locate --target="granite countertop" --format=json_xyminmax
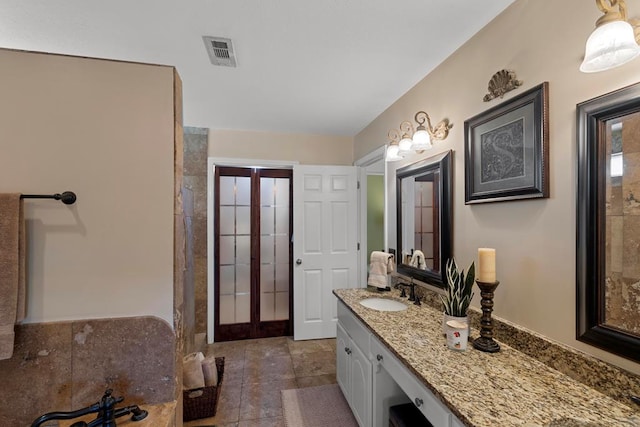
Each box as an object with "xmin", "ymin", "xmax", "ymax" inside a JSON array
[
  {"xmin": 334, "ymin": 288, "xmax": 640, "ymax": 427},
  {"xmin": 58, "ymin": 401, "xmax": 176, "ymax": 427}
]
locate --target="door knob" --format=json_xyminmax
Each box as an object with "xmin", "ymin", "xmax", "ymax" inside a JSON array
[
  {"xmin": 296, "ymin": 259, "xmax": 302, "ymax": 265},
  {"xmin": 375, "ymin": 354, "xmax": 384, "ymax": 373}
]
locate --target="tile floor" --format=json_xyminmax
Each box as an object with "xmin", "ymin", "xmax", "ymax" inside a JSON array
[{"xmin": 184, "ymin": 336, "xmax": 337, "ymax": 427}]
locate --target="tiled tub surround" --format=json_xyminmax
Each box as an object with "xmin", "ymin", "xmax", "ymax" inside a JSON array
[
  {"xmin": 183, "ymin": 126, "xmax": 208, "ymax": 337},
  {"xmin": 0, "ymin": 316, "xmax": 176, "ymax": 426},
  {"xmin": 334, "ymin": 288, "xmax": 640, "ymax": 427},
  {"xmin": 605, "ymin": 112, "xmax": 640, "ymax": 337}
]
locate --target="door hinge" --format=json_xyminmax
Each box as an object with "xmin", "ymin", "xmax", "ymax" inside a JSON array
[
  {"xmin": 357, "ymin": 243, "xmax": 360, "ymax": 250},
  {"xmin": 357, "ymin": 181, "xmax": 360, "ymax": 189}
]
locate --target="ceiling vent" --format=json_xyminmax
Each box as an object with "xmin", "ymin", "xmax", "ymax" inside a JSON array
[{"xmin": 202, "ymin": 36, "xmax": 237, "ymax": 67}]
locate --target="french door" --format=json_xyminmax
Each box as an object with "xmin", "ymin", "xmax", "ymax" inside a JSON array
[{"xmin": 214, "ymin": 166, "xmax": 293, "ymax": 341}]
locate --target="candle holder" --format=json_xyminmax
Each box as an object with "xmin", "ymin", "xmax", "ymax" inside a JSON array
[{"xmin": 473, "ymin": 280, "xmax": 500, "ymax": 353}]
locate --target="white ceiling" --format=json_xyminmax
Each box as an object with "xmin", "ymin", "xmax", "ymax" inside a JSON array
[{"xmin": 0, "ymin": 0, "xmax": 516, "ymax": 136}]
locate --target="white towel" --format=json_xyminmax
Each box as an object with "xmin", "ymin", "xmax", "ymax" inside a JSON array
[
  {"xmin": 0, "ymin": 194, "xmax": 26, "ymax": 360},
  {"xmin": 409, "ymin": 250, "xmax": 427, "ymax": 270},
  {"xmin": 201, "ymin": 356, "xmax": 219, "ymax": 386},
  {"xmin": 183, "ymin": 352, "xmax": 206, "ymax": 390},
  {"xmin": 367, "ymin": 251, "xmax": 394, "ymax": 289}
]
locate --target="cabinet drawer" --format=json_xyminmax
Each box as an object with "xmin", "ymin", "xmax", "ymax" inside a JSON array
[
  {"xmin": 371, "ymin": 336, "xmax": 450, "ymax": 427},
  {"xmin": 337, "ymin": 301, "xmax": 370, "ymax": 354}
]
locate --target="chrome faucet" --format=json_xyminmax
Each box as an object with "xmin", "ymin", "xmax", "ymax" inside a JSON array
[{"xmin": 31, "ymin": 389, "xmax": 148, "ymax": 427}]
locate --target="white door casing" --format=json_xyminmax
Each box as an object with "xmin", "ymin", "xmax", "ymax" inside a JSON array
[
  {"xmin": 355, "ymin": 145, "xmax": 387, "ymax": 287},
  {"xmin": 293, "ymin": 165, "xmax": 358, "ymax": 340}
]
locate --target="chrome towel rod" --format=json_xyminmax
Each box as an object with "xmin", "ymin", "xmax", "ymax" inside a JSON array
[{"xmin": 20, "ymin": 191, "xmax": 77, "ymax": 205}]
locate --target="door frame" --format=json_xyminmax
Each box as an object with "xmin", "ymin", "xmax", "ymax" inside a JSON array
[
  {"xmin": 354, "ymin": 146, "xmax": 388, "ymax": 287},
  {"xmin": 207, "ymin": 157, "xmax": 298, "ymax": 344}
]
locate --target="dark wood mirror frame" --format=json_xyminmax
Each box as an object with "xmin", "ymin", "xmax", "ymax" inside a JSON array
[
  {"xmin": 577, "ymin": 83, "xmax": 640, "ymax": 363},
  {"xmin": 396, "ymin": 150, "xmax": 453, "ymax": 288}
]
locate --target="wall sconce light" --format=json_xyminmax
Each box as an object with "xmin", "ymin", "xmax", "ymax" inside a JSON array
[
  {"xmin": 386, "ymin": 129, "xmax": 404, "ymax": 162},
  {"xmin": 398, "ymin": 121, "xmax": 415, "ymax": 153},
  {"xmin": 580, "ymin": 0, "xmax": 640, "ymax": 73},
  {"xmin": 386, "ymin": 111, "xmax": 452, "ymax": 162}
]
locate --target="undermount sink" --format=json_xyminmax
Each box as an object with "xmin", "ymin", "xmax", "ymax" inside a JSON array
[{"xmin": 359, "ymin": 297, "xmax": 408, "ymax": 312}]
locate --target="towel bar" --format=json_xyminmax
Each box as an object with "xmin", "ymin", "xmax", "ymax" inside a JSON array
[{"xmin": 20, "ymin": 191, "xmax": 76, "ymax": 205}]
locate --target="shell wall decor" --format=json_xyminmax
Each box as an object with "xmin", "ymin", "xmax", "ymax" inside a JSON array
[{"xmin": 483, "ymin": 69, "xmax": 523, "ymax": 102}]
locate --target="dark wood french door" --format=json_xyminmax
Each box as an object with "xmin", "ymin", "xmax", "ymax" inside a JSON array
[{"xmin": 214, "ymin": 166, "xmax": 293, "ymax": 342}]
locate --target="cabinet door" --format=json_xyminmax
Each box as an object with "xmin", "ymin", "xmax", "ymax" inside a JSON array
[
  {"xmin": 336, "ymin": 322, "xmax": 351, "ymax": 398},
  {"xmin": 349, "ymin": 339, "xmax": 372, "ymax": 427},
  {"xmin": 451, "ymin": 416, "xmax": 465, "ymax": 427}
]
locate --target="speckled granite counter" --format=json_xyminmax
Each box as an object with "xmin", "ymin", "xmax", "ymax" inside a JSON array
[{"xmin": 334, "ymin": 288, "xmax": 640, "ymax": 427}]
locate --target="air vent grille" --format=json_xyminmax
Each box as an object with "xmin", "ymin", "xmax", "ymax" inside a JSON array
[{"xmin": 203, "ymin": 36, "xmax": 237, "ymax": 67}]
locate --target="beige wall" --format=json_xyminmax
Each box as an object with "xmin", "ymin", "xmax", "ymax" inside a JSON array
[
  {"xmin": 355, "ymin": 0, "xmax": 640, "ymax": 374},
  {"xmin": 0, "ymin": 49, "xmax": 176, "ymax": 326},
  {"xmin": 209, "ymin": 129, "xmax": 354, "ymax": 165}
]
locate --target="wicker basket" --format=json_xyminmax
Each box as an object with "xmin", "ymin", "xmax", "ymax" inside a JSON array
[{"xmin": 183, "ymin": 356, "xmax": 225, "ymax": 421}]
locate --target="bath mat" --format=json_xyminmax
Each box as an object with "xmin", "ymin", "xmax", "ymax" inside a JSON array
[{"xmin": 281, "ymin": 384, "xmax": 358, "ymax": 427}]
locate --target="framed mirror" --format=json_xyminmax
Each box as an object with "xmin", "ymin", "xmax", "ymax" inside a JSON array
[
  {"xmin": 577, "ymin": 82, "xmax": 640, "ymax": 363},
  {"xmin": 396, "ymin": 150, "xmax": 452, "ymax": 288}
]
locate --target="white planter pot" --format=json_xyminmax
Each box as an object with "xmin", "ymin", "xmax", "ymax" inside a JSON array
[
  {"xmin": 445, "ymin": 319, "xmax": 470, "ymax": 351},
  {"xmin": 442, "ymin": 313, "xmax": 470, "ymax": 337}
]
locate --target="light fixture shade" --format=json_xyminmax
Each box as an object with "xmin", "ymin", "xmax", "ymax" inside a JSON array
[
  {"xmin": 580, "ymin": 20, "xmax": 640, "ymax": 73},
  {"xmin": 398, "ymin": 136, "xmax": 413, "ymax": 153},
  {"xmin": 386, "ymin": 144, "xmax": 403, "ymax": 162},
  {"xmin": 411, "ymin": 129, "xmax": 432, "ymax": 150}
]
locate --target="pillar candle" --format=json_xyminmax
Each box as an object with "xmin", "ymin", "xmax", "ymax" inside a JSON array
[{"xmin": 478, "ymin": 248, "xmax": 496, "ymax": 283}]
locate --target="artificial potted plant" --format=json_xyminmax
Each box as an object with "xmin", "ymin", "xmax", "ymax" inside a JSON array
[{"xmin": 441, "ymin": 258, "xmax": 475, "ymax": 335}]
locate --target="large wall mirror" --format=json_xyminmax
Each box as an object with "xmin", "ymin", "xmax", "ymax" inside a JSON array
[
  {"xmin": 396, "ymin": 150, "xmax": 452, "ymax": 288},
  {"xmin": 577, "ymin": 83, "xmax": 640, "ymax": 363}
]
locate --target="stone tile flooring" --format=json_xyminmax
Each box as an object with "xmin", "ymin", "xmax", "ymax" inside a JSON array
[{"xmin": 184, "ymin": 336, "xmax": 337, "ymax": 427}]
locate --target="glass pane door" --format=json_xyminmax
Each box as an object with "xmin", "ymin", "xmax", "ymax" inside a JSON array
[
  {"xmin": 214, "ymin": 167, "xmax": 292, "ymax": 342},
  {"xmin": 218, "ymin": 175, "xmax": 251, "ymax": 325},
  {"xmin": 260, "ymin": 176, "xmax": 290, "ymax": 322}
]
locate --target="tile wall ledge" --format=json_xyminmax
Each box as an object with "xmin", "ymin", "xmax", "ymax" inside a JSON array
[
  {"xmin": 184, "ymin": 126, "xmax": 209, "ymax": 135},
  {"xmin": 0, "ymin": 316, "xmax": 176, "ymax": 426}
]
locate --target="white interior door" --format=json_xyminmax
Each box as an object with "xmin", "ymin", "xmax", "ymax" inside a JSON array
[{"xmin": 293, "ymin": 165, "xmax": 358, "ymax": 340}]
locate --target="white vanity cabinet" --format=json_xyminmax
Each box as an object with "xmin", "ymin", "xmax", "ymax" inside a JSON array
[
  {"xmin": 337, "ymin": 300, "xmax": 464, "ymax": 427},
  {"xmin": 337, "ymin": 306, "xmax": 372, "ymax": 427},
  {"xmin": 370, "ymin": 335, "xmax": 452, "ymax": 427}
]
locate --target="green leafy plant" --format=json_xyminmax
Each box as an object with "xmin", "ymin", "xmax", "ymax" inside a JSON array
[{"xmin": 441, "ymin": 258, "xmax": 475, "ymax": 317}]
